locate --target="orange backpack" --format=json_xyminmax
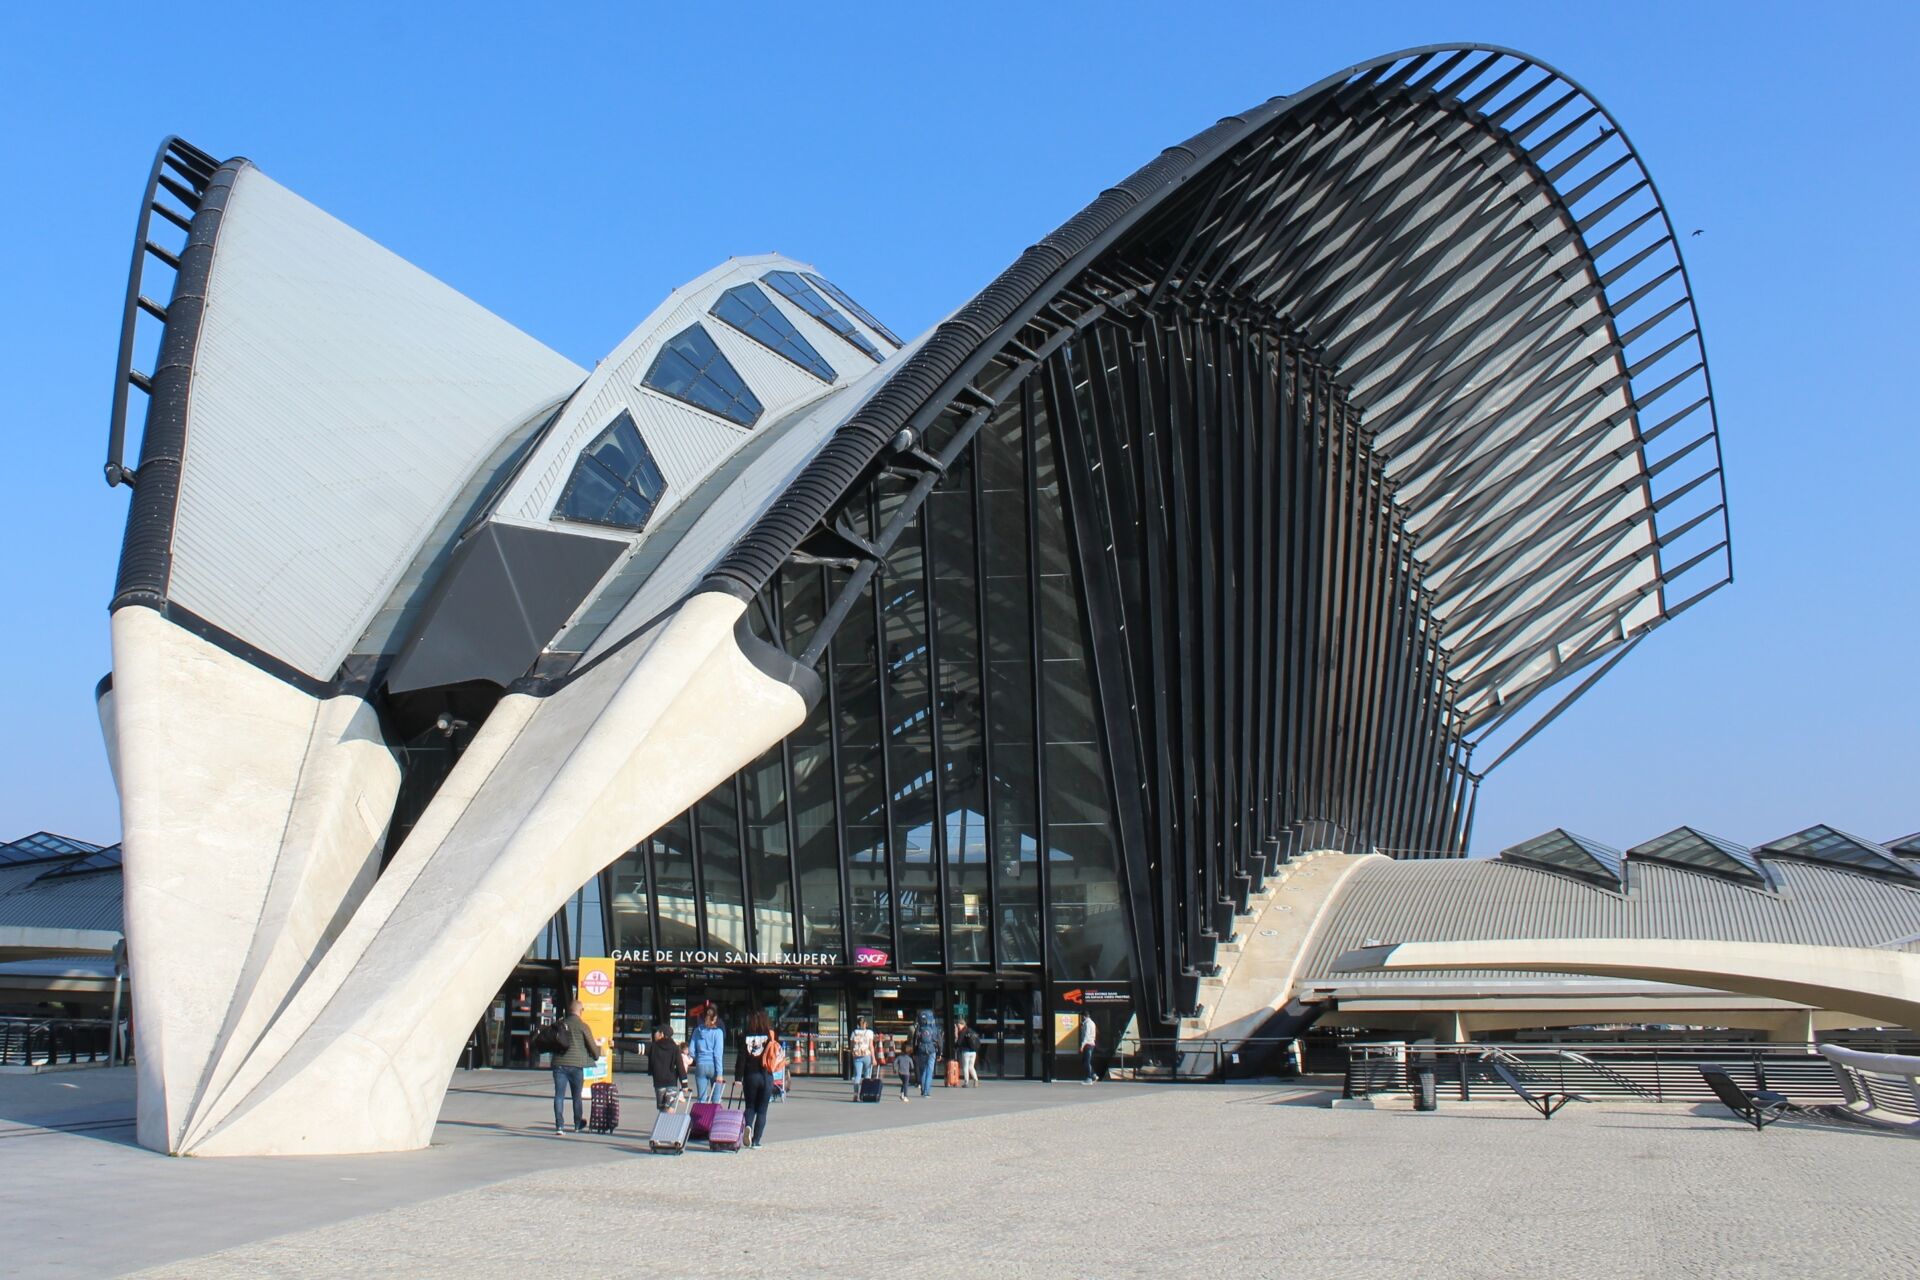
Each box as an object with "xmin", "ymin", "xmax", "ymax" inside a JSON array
[{"xmin": 762, "ymin": 1035, "xmax": 788, "ymax": 1075}]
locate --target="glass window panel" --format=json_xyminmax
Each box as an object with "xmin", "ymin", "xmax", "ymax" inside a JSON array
[
  {"xmin": 742, "ymin": 747, "xmax": 795, "ymax": 958},
  {"xmin": 928, "ymin": 452, "xmax": 990, "ymax": 964},
  {"xmin": 640, "ymin": 324, "xmax": 764, "ymax": 426},
  {"xmin": 980, "ymin": 395, "xmax": 1040, "ymax": 965},
  {"xmin": 696, "ymin": 787, "xmax": 747, "ymax": 952},
  {"xmin": 882, "ymin": 495, "xmax": 941, "ymax": 966},
  {"xmin": 801, "ymin": 271, "xmax": 903, "ymax": 347},
  {"xmin": 834, "ymin": 563, "xmax": 892, "ymax": 954},
  {"xmin": 1034, "ymin": 383, "xmax": 1132, "ymax": 982},
  {"xmin": 782, "ymin": 567, "xmax": 844, "ymax": 955},
  {"xmin": 763, "ymin": 269, "xmax": 883, "ymax": 362},
  {"xmin": 552, "ymin": 410, "xmax": 669, "ymax": 531},
  {"xmin": 710, "ymin": 283, "xmax": 837, "ymax": 380},
  {"xmin": 649, "ymin": 815, "xmax": 698, "ymax": 951},
  {"xmin": 606, "ymin": 843, "xmax": 651, "ymax": 954}
]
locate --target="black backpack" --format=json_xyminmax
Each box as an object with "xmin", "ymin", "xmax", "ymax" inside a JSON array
[{"xmin": 536, "ymin": 1020, "xmax": 572, "ymax": 1056}]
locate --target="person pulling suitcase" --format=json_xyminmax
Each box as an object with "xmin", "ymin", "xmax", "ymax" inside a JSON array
[{"xmin": 645, "ymin": 1024, "xmax": 690, "ymax": 1112}]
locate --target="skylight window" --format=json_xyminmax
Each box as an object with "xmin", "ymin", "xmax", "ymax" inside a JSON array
[
  {"xmin": 552, "ymin": 411, "xmax": 668, "ymax": 532},
  {"xmin": 763, "ymin": 270, "xmax": 883, "ymax": 361},
  {"xmin": 801, "ymin": 272, "xmax": 902, "ymax": 347},
  {"xmin": 710, "ymin": 283, "xmax": 837, "ymax": 381},
  {"xmin": 641, "ymin": 324, "xmax": 764, "ymax": 426}
]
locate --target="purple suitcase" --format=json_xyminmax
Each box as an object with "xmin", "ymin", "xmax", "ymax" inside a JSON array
[
  {"xmin": 707, "ymin": 1086, "xmax": 747, "ymax": 1151},
  {"xmin": 688, "ymin": 1101, "xmax": 720, "ymax": 1140}
]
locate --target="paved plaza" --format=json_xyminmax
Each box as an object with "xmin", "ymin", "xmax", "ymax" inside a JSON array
[{"xmin": 4, "ymin": 1067, "xmax": 1917, "ymax": 1278}]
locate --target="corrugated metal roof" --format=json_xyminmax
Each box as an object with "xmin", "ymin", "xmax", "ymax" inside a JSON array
[
  {"xmin": 0, "ymin": 863, "xmax": 124, "ymax": 935},
  {"xmin": 1298, "ymin": 856, "xmax": 1920, "ymax": 985},
  {"xmin": 166, "ymin": 165, "xmax": 585, "ymax": 680}
]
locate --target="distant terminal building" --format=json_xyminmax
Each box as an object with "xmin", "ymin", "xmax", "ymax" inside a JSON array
[{"xmin": 94, "ymin": 45, "xmax": 1765, "ymax": 1154}]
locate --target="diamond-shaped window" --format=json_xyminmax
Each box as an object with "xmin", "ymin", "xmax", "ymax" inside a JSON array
[
  {"xmin": 763, "ymin": 270, "xmax": 882, "ymax": 361},
  {"xmin": 553, "ymin": 412, "xmax": 668, "ymax": 532},
  {"xmin": 710, "ymin": 284, "xmax": 836, "ymax": 381},
  {"xmin": 640, "ymin": 325, "xmax": 764, "ymax": 426}
]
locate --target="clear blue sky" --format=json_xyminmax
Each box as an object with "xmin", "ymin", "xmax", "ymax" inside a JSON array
[{"xmin": 3, "ymin": 3, "xmax": 1914, "ymax": 855}]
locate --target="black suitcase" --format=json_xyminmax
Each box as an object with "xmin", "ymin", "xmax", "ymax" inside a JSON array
[
  {"xmin": 588, "ymin": 1079, "xmax": 620, "ymax": 1133},
  {"xmin": 856, "ymin": 1077, "xmax": 884, "ymax": 1103}
]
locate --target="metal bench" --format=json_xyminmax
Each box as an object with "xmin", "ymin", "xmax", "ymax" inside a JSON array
[
  {"xmin": 1485, "ymin": 1059, "xmax": 1583, "ymax": 1119},
  {"xmin": 1815, "ymin": 1044, "xmax": 1920, "ymax": 1133},
  {"xmin": 1698, "ymin": 1065, "xmax": 1792, "ymax": 1131}
]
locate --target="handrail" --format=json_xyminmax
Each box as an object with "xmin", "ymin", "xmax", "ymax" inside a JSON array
[
  {"xmin": 1343, "ymin": 1040, "xmax": 1920, "ymax": 1105},
  {"xmin": 105, "ymin": 136, "xmax": 221, "ymax": 489}
]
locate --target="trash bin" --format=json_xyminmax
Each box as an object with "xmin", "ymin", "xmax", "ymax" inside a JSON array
[{"xmin": 1413, "ymin": 1062, "xmax": 1439, "ymax": 1111}]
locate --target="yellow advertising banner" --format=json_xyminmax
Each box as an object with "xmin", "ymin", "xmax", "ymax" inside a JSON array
[{"xmin": 577, "ymin": 957, "xmax": 616, "ymax": 1084}]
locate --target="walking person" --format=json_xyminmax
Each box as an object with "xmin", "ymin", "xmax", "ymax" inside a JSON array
[
  {"xmin": 913, "ymin": 1009, "xmax": 941, "ymax": 1097},
  {"xmin": 736, "ymin": 1010, "xmax": 783, "ymax": 1149},
  {"xmin": 955, "ymin": 1018, "xmax": 981, "ymax": 1087},
  {"xmin": 849, "ymin": 1015, "xmax": 876, "ymax": 1096},
  {"xmin": 689, "ymin": 1006, "xmax": 726, "ymax": 1103},
  {"xmin": 1079, "ymin": 1011, "xmax": 1099, "ymax": 1084},
  {"xmin": 645, "ymin": 1024, "xmax": 689, "ymax": 1112},
  {"xmin": 894, "ymin": 1035, "xmax": 917, "ymax": 1102},
  {"xmin": 548, "ymin": 999, "xmax": 603, "ymax": 1133}
]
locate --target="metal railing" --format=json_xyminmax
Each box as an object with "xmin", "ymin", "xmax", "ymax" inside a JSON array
[
  {"xmin": 1107, "ymin": 1037, "xmax": 1308, "ymax": 1083},
  {"xmin": 0, "ymin": 1017, "xmax": 123, "ymax": 1068},
  {"xmin": 1342, "ymin": 1041, "xmax": 1920, "ymax": 1105}
]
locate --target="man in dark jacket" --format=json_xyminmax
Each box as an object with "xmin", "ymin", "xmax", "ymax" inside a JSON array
[
  {"xmin": 550, "ymin": 999, "xmax": 604, "ymax": 1134},
  {"xmin": 645, "ymin": 1025, "xmax": 690, "ymax": 1112}
]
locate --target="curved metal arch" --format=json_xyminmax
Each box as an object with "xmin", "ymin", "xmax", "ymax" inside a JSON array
[{"xmin": 703, "ymin": 44, "xmax": 1730, "ymax": 754}]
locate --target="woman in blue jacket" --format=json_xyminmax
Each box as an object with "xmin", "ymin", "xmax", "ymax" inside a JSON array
[{"xmin": 689, "ymin": 1006, "xmax": 726, "ymax": 1102}]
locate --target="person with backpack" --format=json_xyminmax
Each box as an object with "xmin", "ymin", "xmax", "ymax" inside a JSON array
[
  {"xmin": 955, "ymin": 1019, "xmax": 982, "ymax": 1087},
  {"xmin": 689, "ymin": 1006, "xmax": 726, "ymax": 1103},
  {"xmin": 893, "ymin": 1035, "xmax": 917, "ymax": 1102},
  {"xmin": 849, "ymin": 1015, "xmax": 876, "ymax": 1095},
  {"xmin": 545, "ymin": 999, "xmax": 603, "ymax": 1134},
  {"xmin": 645, "ymin": 1024, "xmax": 689, "ymax": 1112},
  {"xmin": 736, "ymin": 1010, "xmax": 783, "ymax": 1149},
  {"xmin": 912, "ymin": 1009, "xmax": 941, "ymax": 1097}
]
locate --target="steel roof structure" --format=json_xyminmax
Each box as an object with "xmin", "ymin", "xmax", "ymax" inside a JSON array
[{"xmin": 95, "ymin": 44, "xmax": 1735, "ymax": 1155}]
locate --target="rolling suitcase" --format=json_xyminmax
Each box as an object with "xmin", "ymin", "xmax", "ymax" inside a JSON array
[
  {"xmin": 588, "ymin": 1079, "xmax": 620, "ymax": 1133},
  {"xmin": 649, "ymin": 1091, "xmax": 691, "ymax": 1154},
  {"xmin": 856, "ymin": 1076, "xmax": 884, "ymax": 1103},
  {"xmin": 688, "ymin": 1100, "xmax": 720, "ymax": 1140},
  {"xmin": 707, "ymin": 1085, "xmax": 748, "ymax": 1152},
  {"xmin": 945, "ymin": 1058, "xmax": 962, "ymax": 1088}
]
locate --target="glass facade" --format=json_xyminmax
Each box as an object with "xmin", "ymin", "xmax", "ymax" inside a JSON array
[
  {"xmin": 609, "ymin": 370, "xmax": 1130, "ymax": 980},
  {"xmin": 533, "ymin": 359, "xmax": 1135, "ymax": 1076}
]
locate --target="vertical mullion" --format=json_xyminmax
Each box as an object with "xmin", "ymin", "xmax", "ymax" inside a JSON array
[{"xmin": 969, "ymin": 431, "xmax": 1000, "ymax": 973}]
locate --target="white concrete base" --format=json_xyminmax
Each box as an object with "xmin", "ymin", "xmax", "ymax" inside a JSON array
[{"xmin": 111, "ymin": 591, "xmax": 806, "ymax": 1156}]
